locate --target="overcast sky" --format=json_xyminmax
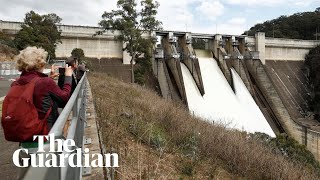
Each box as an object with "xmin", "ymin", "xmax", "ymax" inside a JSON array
[{"xmin": 0, "ymin": 0, "xmax": 319, "ymax": 35}]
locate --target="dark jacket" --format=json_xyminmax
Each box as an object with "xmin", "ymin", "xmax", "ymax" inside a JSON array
[
  {"xmin": 58, "ymin": 70, "xmax": 77, "ymax": 94},
  {"xmin": 76, "ymin": 65, "xmax": 86, "ymax": 82},
  {"xmin": 12, "ymin": 71, "xmax": 72, "ymax": 128}
]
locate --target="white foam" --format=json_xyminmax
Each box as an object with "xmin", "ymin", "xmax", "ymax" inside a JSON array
[
  {"xmin": 231, "ymin": 68, "xmax": 275, "ymax": 136},
  {"xmin": 181, "ymin": 58, "xmax": 275, "ymax": 137}
]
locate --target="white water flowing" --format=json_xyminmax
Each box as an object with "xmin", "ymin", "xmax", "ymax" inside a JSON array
[
  {"xmin": 231, "ymin": 68, "xmax": 275, "ymax": 136},
  {"xmin": 181, "ymin": 58, "xmax": 275, "ymax": 137}
]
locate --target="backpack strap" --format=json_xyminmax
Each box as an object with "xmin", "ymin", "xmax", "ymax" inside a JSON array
[
  {"xmin": 29, "ymin": 77, "xmax": 52, "ymax": 120},
  {"xmin": 42, "ymin": 107, "xmax": 52, "ymax": 121}
]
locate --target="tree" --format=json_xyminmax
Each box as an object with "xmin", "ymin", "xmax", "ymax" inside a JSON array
[
  {"xmin": 192, "ymin": 38, "xmax": 206, "ymax": 49},
  {"xmin": 13, "ymin": 11, "xmax": 62, "ymax": 60},
  {"xmin": 0, "ymin": 31, "xmax": 16, "ymax": 48},
  {"xmin": 97, "ymin": 0, "xmax": 162, "ymax": 83},
  {"xmin": 244, "ymin": 10, "xmax": 320, "ymax": 40},
  {"xmin": 71, "ymin": 48, "xmax": 85, "ymax": 62},
  {"xmin": 0, "ymin": 31, "xmax": 11, "ymax": 42}
]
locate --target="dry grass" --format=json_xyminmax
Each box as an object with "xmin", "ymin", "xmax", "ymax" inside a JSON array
[
  {"xmin": 0, "ymin": 44, "xmax": 18, "ymax": 62},
  {"xmin": 89, "ymin": 72, "xmax": 319, "ymax": 180}
]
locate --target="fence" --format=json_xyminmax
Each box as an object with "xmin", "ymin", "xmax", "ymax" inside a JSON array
[
  {"xmin": 23, "ymin": 73, "xmax": 88, "ymax": 180},
  {"xmin": 0, "ymin": 61, "xmax": 20, "ymax": 80}
]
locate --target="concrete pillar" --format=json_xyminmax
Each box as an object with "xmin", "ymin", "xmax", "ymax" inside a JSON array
[
  {"xmin": 204, "ymin": 40, "xmax": 209, "ymax": 50},
  {"xmin": 225, "ymin": 36, "xmax": 233, "ymax": 55},
  {"xmin": 162, "ymin": 33, "xmax": 171, "ymax": 58},
  {"xmin": 255, "ymin": 32, "xmax": 266, "ymax": 64},
  {"xmin": 212, "ymin": 34, "xmax": 222, "ymax": 58},
  {"xmin": 97, "ymin": 37, "xmax": 102, "ymax": 59},
  {"xmin": 238, "ymin": 37, "xmax": 246, "ymax": 55}
]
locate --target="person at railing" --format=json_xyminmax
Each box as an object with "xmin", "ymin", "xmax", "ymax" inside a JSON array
[
  {"xmin": 4, "ymin": 46, "xmax": 74, "ymax": 179},
  {"xmin": 13, "ymin": 46, "xmax": 73, "ymax": 129},
  {"xmin": 76, "ymin": 62, "xmax": 86, "ymax": 82},
  {"xmin": 58, "ymin": 57, "xmax": 79, "ymax": 94}
]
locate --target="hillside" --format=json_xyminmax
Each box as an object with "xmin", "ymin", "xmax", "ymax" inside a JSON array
[
  {"xmin": 244, "ymin": 8, "xmax": 320, "ymax": 40},
  {"xmin": 0, "ymin": 44, "xmax": 17, "ymax": 62},
  {"xmin": 89, "ymin": 73, "xmax": 320, "ymax": 179}
]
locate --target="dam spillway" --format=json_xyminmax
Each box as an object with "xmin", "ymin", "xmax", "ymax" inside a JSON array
[
  {"xmin": 181, "ymin": 51, "xmax": 275, "ymax": 137},
  {"xmin": 152, "ymin": 31, "xmax": 320, "ymax": 161}
]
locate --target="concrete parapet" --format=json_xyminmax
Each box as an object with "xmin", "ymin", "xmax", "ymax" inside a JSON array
[
  {"xmin": 2, "ymin": 21, "xmax": 319, "ymax": 64},
  {"xmin": 255, "ymin": 32, "xmax": 266, "ymax": 64}
]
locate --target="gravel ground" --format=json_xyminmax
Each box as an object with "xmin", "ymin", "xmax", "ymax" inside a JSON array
[{"xmin": 0, "ymin": 81, "xmax": 12, "ymax": 97}]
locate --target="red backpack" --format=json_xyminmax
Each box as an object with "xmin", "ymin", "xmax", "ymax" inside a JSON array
[{"xmin": 1, "ymin": 77, "xmax": 50, "ymax": 142}]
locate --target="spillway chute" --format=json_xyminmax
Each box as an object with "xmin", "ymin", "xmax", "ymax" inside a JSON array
[
  {"xmin": 181, "ymin": 57, "xmax": 243, "ymax": 126},
  {"xmin": 231, "ymin": 68, "xmax": 275, "ymax": 137},
  {"xmin": 181, "ymin": 52, "xmax": 276, "ymax": 137}
]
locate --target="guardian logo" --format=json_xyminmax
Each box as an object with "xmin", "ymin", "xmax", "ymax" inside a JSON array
[{"xmin": 12, "ymin": 134, "xmax": 119, "ymax": 168}]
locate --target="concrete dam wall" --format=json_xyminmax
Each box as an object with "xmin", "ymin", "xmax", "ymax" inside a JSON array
[
  {"xmin": 0, "ymin": 20, "xmax": 125, "ymax": 61},
  {"xmin": 1, "ymin": 20, "xmax": 318, "ymax": 64}
]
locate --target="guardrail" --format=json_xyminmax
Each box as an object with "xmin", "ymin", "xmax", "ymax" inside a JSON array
[
  {"xmin": 0, "ymin": 61, "xmax": 20, "ymax": 80},
  {"xmin": 23, "ymin": 73, "xmax": 88, "ymax": 180}
]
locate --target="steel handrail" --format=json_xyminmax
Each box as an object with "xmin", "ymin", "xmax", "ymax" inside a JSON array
[
  {"xmin": 49, "ymin": 73, "xmax": 86, "ymax": 137},
  {"xmin": 23, "ymin": 72, "xmax": 87, "ymax": 180}
]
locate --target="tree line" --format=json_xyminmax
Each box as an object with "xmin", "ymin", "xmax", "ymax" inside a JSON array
[
  {"xmin": 305, "ymin": 45, "xmax": 320, "ymax": 120},
  {"xmin": 244, "ymin": 7, "xmax": 320, "ymax": 40}
]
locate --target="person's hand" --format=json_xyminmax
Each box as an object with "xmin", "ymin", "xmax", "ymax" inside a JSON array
[
  {"xmin": 50, "ymin": 64, "xmax": 60, "ymax": 79},
  {"xmin": 65, "ymin": 64, "xmax": 73, "ymax": 77}
]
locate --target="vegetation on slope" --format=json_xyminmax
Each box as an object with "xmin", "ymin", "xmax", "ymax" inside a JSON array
[
  {"xmin": 252, "ymin": 132, "xmax": 320, "ymax": 174},
  {"xmin": 244, "ymin": 7, "xmax": 320, "ymax": 40},
  {"xmin": 305, "ymin": 45, "xmax": 320, "ymax": 120},
  {"xmin": 89, "ymin": 73, "xmax": 320, "ymax": 179},
  {"xmin": 0, "ymin": 44, "xmax": 18, "ymax": 62},
  {"xmin": 0, "ymin": 32, "xmax": 15, "ymax": 49}
]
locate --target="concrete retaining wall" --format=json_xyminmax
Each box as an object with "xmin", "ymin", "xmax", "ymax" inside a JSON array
[
  {"xmin": 246, "ymin": 33, "xmax": 320, "ymax": 63},
  {"xmin": 0, "ymin": 21, "xmax": 128, "ymax": 63},
  {"xmin": 265, "ymin": 38, "xmax": 319, "ymax": 61},
  {"xmin": 56, "ymin": 37, "xmax": 123, "ymax": 59}
]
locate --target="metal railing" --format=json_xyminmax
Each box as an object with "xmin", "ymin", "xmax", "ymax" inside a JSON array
[
  {"xmin": 0, "ymin": 61, "xmax": 20, "ymax": 80},
  {"xmin": 23, "ymin": 73, "xmax": 87, "ymax": 180}
]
